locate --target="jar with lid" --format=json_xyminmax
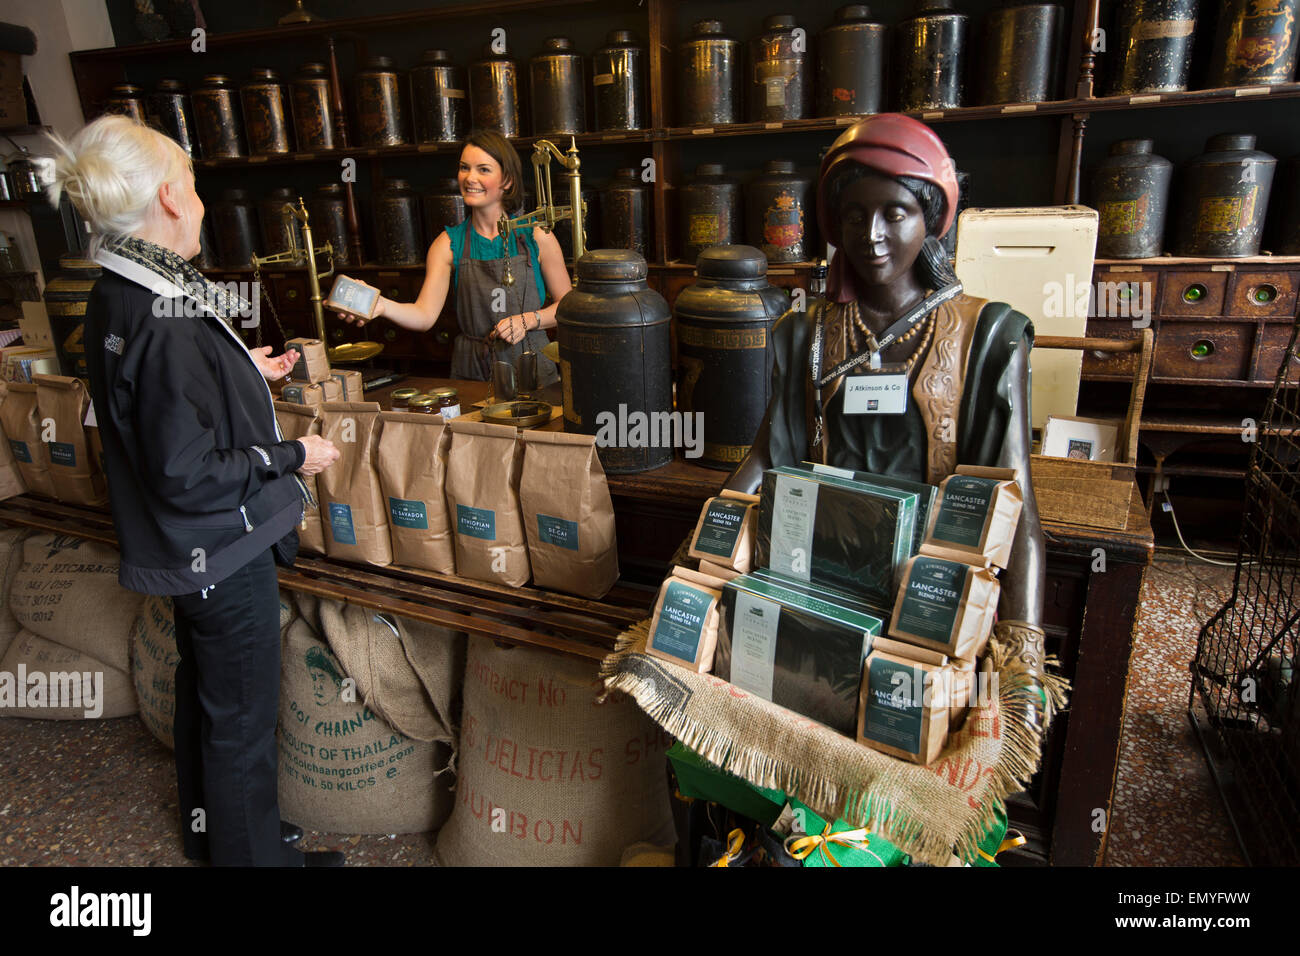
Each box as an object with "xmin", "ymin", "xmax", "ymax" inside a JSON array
[
  {"xmin": 1107, "ymin": 0, "xmax": 1199, "ymax": 95},
  {"xmin": 260, "ymin": 187, "xmax": 302, "ymax": 258},
  {"xmin": 469, "ymin": 43, "xmax": 522, "ymax": 138},
  {"xmin": 308, "ymin": 183, "xmax": 351, "ymax": 267},
  {"xmin": 409, "ymin": 394, "xmax": 439, "ymax": 414},
  {"xmin": 241, "ymin": 68, "xmax": 293, "ymax": 155},
  {"xmin": 291, "ymin": 63, "xmax": 336, "ymax": 151},
  {"xmin": 977, "ymin": 3, "xmax": 1063, "ymax": 105},
  {"xmin": 422, "ymin": 179, "xmax": 466, "ymax": 248},
  {"xmin": 894, "ymin": 0, "xmax": 968, "ymax": 110},
  {"xmin": 146, "ymin": 79, "xmax": 196, "ymax": 156},
  {"xmin": 192, "ymin": 74, "xmax": 246, "ymax": 159},
  {"xmin": 390, "ymin": 387, "xmax": 420, "ymax": 409},
  {"xmin": 43, "ymin": 255, "xmax": 102, "ymax": 379},
  {"xmin": 103, "ymin": 84, "xmax": 146, "ymax": 123},
  {"xmin": 1092, "ymin": 138, "xmax": 1173, "ymax": 259},
  {"xmin": 211, "ymin": 188, "xmax": 260, "ymax": 269},
  {"xmin": 679, "ymin": 163, "xmax": 743, "ymax": 263},
  {"xmin": 817, "ymin": 5, "xmax": 886, "ymax": 117},
  {"xmin": 678, "ymin": 19, "xmax": 743, "ymax": 126},
  {"xmin": 746, "ymin": 160, "xmax": 814, "ymax": 263},
  {"xmin": 749, "ymin": 15, "xmax": 811, "ymax": 123},
  {"xmin": 601, "ymin": 168, "xmax": 649, "ymax": 257},
  {"xmin": 531, "ymin": 37, "xmax": 585, "ymax": 136},
  {"xmin": 356, "ymin": 56, "xmax": 408, "ymax": 147},
  {"xmin": 1172, "ymin": 133, "xmax": 1276, "ymax": 258},
  {"xmin": 593, "ymin": 30, "xmax": 646, "ymax": 131},
  {"xmin": 1207, "ymin": 0, "xmax": 1298, "ymax": 88},
  {"xmin": 433, "ymin": 387, "xmax": 461, "ymax": 421},
  {"xmin": 411, "ymin": 50, "xmax": 469, "ymax": 145},
  {"xmin": 373, "ymin": 179, "xmax": 424, "ymax": 265}
]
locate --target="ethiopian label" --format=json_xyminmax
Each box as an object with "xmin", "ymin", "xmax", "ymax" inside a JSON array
[
  {"xmin": 537, "ymin": 514, "xmax": 579, "ymax": 551},
  {"xmin": 388, "ymin": 497, "xmax": 429, "ymax": 530},
  {"xmin": 328, "ymin": 502, "xmax": 357, "ymax": 546},
  {"xmin": 694, "ymin": 499, "xmax": 750, "ymax": 559},
  {"xmin": 48, "ymin": 442, "xmax": 76, "ymax": 468},
  {"xmin": 763, "ymin": 192, "xmax": 803, "ymax": 249},
  {"xmin": 9, "ymin": 439, "xmax": 30, "ymax": 463},
  {"xmin": 1099, "ymin": 195, "xmax": 1146, "ymax": 236},
  {"xmin": 729, "ymin": 589, "xmax": 780, "ymax": 700},
  {"xmin": 769, "ymin": 474, "xmax": 817, "ymax": 581},
  {"xmin": 651, "ymin": 580, "xmax": 711, "ymax": 663},
  {"xmin": 689, "ymin": 213, "xmax": 722, "ymax": 246},
  {"xmin": 932, "ymin": 476, "xmax": 995, "ymax": 547},
  {"xmin": 897, "ymin": 557, "xmax": 965, "ymax": 645},
  {"xmin": 864, "ymin": 658, "xmax": 924, "ymax": 753},
  {"xmin": 457, "ymin": 504, "xmax": 496, "ymax": 541}
]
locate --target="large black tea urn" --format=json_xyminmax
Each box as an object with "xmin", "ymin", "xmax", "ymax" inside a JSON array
[
  {"xmin": 978, "ymin": 3, "xmax": 1064, "ymax": 105},
  {"xmin": 530, "ymin": 37, "xmax": 585, "ymax": 136},
  {"xmin": 817, "ymin": 5, "xmax": 886, "ymax": 117},
  {"xmin": 1093, "ymin": 139, "xmax": 1174, "ymax": 259},
  {"xmin": 601, "ymin": 168, "xmax": 649, "ymax": 258},
  {"xmin": 1172, "ymin": 133, "xmax": 1276, "ymax": 258},
  {"xmin": 43, "ymin": 255, "xmax": 102, "ymax": 380},
  {"xmin": 470, "ymin": 43, "xmax": 523, "ymax": 139},
  {"xmin": 211, "ymin": 188, "xmax": 260, "ymax": 269},
  {"xmin": 895, "ymin": 0, "xmax": 968, "ymax": 110},
  {"xmin": 1207, "ymin": 0, "xmax": 1299, "ymax": 87},
  {"xmin": 355, "ymin": 56, "xmax": 408, "ymax": 147},
  {"xmin": 373, "ymin": 179, "xmax": 424, "ymax": 266},
  {"xmin": 147, "ymin": 79, "xmax": 196, "ymax": 157},
  {"xmin": 680, "ymin": 163, "xmax": 744, "ymax": 263},
  {"xmin": 192, "ymin": 74, "xmax": 246, "ymax": 159},
  {"xmin": 1107, "ymin": 0, "xmax": 1199, "ymax": 95},
  {"xmin": 308, "ymin": 183, "xmax": 350, "ymax": 267},
  {"xmin": 556, "ymin": 250, "xmax": 672, "ymax": 474},
  {"xmin": 291, "ymin": 63, "xmax": 335, "ymax": 151},
  {"xmin": 748, "ymin": 14, "xmax": 811, "ymax": 123},
  {"xmin": 747, "ymin": 160, "xmax": 814, "ymax": 263},
  {"xmin": 422, "ymin": 179, "xmax": 466, "ymax": 248},
  {"xmin": 679, "ymin": 20, "xmax": 743, "ymax": 126},
  {"xmin": 673, "ymin": 246, "xmax": 787, "ymax": 471},
  {"xmin": 241, "ymin": 68, "xmax": 293, "ymax": 156},
  {"xmin": 410, "ymin": 49, "xmax": 469, "ymax": 145},
  {"xmin": 593, "ymin": 30, "xmax": 646, "ymax": 131}
]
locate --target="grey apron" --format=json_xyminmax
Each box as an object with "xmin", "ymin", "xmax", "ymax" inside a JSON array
[{"xmin": 450, "ymin": 227, "xmax": 560, "ymax": 384}]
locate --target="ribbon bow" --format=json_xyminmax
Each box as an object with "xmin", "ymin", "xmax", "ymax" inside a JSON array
[
  {"xmin": 976, "ymin": 830, "xmax": 1027, "ymax": 864},
  {"xmin": 708, "ymin": 829, "xmax": 748, "ymax": 868},
  {"xmin": 785, "ymin": 823, "xmax": 882, "ymax": 868}
]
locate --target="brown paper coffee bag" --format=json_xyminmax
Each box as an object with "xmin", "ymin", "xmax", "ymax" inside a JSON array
[
  {"xmin": 274, "ymin": 401, "xmax": 326, "ymax": 555},
  {"xmin": 0, "ymin": 381, "xmax": 54, "ymax": 498},
  {"xmin": 376, "ymin": 411, "xmax": 455, "ymax": 574},
  {"xmin": 519, "ymin": 429, "xmax": 618, "ymax": 599},
  {"xmin": 318, "ymin": 401, "xmax": 392, "ymax": 566},
  {"xmin": 444, "ymin": 419, "xmax": 529, "ymax": 587},
  {"xmin": 33, "ymin": 374, "xmax": 108, "ymax": 506}
]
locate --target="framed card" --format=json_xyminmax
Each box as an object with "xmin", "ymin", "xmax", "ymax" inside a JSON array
[{"xmin": 1041, "ymin": 415, "xmax": 1120, "ymax": 463}]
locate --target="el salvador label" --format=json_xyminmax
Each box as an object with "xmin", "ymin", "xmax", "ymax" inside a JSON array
[
  {"xmin": 49, "ymin": 441, "xmax": 76, "ymax": 468},
  {"xmin": 651, "ymin": 580, "xmax": 710, "ymax": 663},
  {"xmin": 537, "ymin": 514, "xmax": 579, "ymax": 551},
  {"xmin": 456, "ymin": 504, "xmax": 496, "ymax": 541},
  {"xmin": 388, "ymin": 497, "xmax": 429, "ymax": 530},
  {"xmin": 864, "ymin": 658, "xmax": 924, "ymax": 753},
  {"xmin": 328, "ymin": 502, "xmax": 357, "ymax": 546},
  {"xmin": 898, "ymin": 557, "xmax": 964, "ymax": 644},
  {"xmin": 769, "ymin": 474, "xmax": 817, "ymax": 581},
  {"xmin": 9, "ymin": 439, "xmax": 30, "ymax": 463},
  {"xmin": 843, "ymin": 373, "xmax": 909, "ymax": 415},
  {"xmin": 933, "ymin": 476, "xmax": 995, "ymax": 546},
  {"xmin": 729, "ymin": 590, "xmax": 780, "ymax": 701},
  {"xmin": 694, "ymin": 500, "xmax": 748, "ymax": 558}
]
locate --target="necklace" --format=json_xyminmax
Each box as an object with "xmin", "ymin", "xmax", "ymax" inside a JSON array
[{"xmin": 842, "ymin": 300, "xmax": 936, "ymax": 376}]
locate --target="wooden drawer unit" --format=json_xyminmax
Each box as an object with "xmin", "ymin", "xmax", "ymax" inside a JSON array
[
  {"xmin": 1159, "ymin": 269, "xmax": 1229, "ymax": 317},
  {"xmin": 1152, "ymin": 322, "xmax": 1253, "ymax": 382},
  {"xmin": 1226, "ymin": 270, "xmax": 1298, "ymax": 319},
  {"xmin": 1081, "ymin": 319, "xmax": 1141, "ymax": 378},
  {"xmin": 1255, "ymin": 324, "xmax": 1300, "ymax": 385},
  {"xmin": 266, "ymin": 271, "xmax": 311, "ymax": 314}
]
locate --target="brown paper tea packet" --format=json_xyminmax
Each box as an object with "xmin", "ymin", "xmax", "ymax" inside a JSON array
[
  {"xmin": 445, "ymin": 419, "xmax": 530, "ymax": 587},
  {"xmin": 687, "ymin": 490, "xmax": 758, "ymax": 572},
  {"xmin": 274, "ymin": 401, "xmax": 326, "ymax": 554},
  {"xmin": 318, "ymin": 402, "xmax": 392, "ymax": 566},
  {"xmin": 376, "ymin": 410, "xmax": 455, "ymax": 574},
  {"xmin": 32, "ymin": 374, "xmax": 107, "ymax": 506},
  {"xmin": 698, "ymin": 560, "xmax": 740, "ymax": 582},
  {"xmin": 286, "ymin": 337, "xmax": 331, "ymax": 383},
  {"xmin": 325, "ymin": 275, "xmax": 382, "ymax": 322},
  {"xmin": 888, "ymin": 553, "xmax": 1000, "ymax": 662},
  {"xmin": 922, "ymin": 465, "xmax": 1024, "ymax": 569},
  {"xmin": 646, "ymin": 566, "xmax": 726, "ymax": 673},
  {"xmin": 281, "ymin": 377, "xmax": 342, "ymax": 407},
  {"xmin": 858, "ymin": 636, "xmax": 952, "ymax": 765},
  {"xmin": 519, "ymin": 430, "xmax": 618, "ymax": 599},
  {"xmin": 330, "ymin": 368, "xmax": 364, "ymax": 402},
  {"xmin": 0, "ymin": 381, "xmax": 54, "ymax": 498}
]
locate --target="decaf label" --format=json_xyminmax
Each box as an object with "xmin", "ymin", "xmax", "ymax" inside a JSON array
[
  {"xmin": 537, "ymin": 514, "xmax": 579, "ymax": 551},
  {"xmin": 48, "ymin": 442, "xmax": 76, "ymax": 468},
  {"xmin": 864, "ymin": 658, "xmax": 924, "ymax": 754},
  {"xmin": 695, "ymin": 499, "xmax": 749, "ymax": 558},
  {"xmin": 769, "ymin": 474, "xmax": 817, "ymax": 581},
  {"xmin": 651, "ymin": 580, "xmax": 710, "ymax": 663},
  {"xmin": 729, "ymin": 590, "xmax": 780, "ymax": 700},
  {"xmin": 933, "ymin": 476, "xmax": 995, "ymax": 547},
  {"xmin": 328, "ymin": 502, "xmax": 357, "ymax": 546},
  {"xmin": 898, "ymin": 557, "xmax": 965, "ymax": 645},
  {"xmin": 457, "ymin": 504, "xmax": 497, "ymax": 541},
  {"xmin": 388, "ymin": 496, "xmax": 429, "ymax": 530},
  {"xmin": 9, "ymin": 439, "xmax": 30, "ymax": 463}
]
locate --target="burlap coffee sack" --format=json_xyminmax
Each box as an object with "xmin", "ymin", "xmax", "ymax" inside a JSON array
[
  {"xmin": 273, "ymin": 401, "xmax": 326, "ymax": 555},
  {"xmin": 601, "ymin": 620, "xmax": 1068, "ymax": 866},
  {"xmin": 278, "ymin": 617, "xmax": 452, "ymax": 834},
  {"xmin": 0, "ymin": 382, "xmax": 54, "ymax": 498},
  {"xmin": 435, "ymin": 637, "xmax": 676, "ymax": 866},
  {"xmin": 0, "ymin": 629, "xmax": 137, "ymax": 719},
  {"xmin": 0, "ymin": 526, "xmax": 30, "ymax": 660},
  {"xmin": 9, "ymin": 533, "xmax": 143, "ymax": 675},
  {"xmin": 376, "ymin": 411, "xmax": 456, "ymax": 573},
  {"xmin": 131, "ymin": 594, "xmax": 178, "ymax": 748},
  {"xmin": 317, "ymin": 598, "xmax": 462, "ymax": 743},
  {"xmin": 33, "ymin": 374, "xmax": 108, "ymax": 506}
]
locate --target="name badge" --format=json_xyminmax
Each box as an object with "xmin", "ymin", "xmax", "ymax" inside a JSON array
[{"xmin": 843, "ymin": 374, "xmax": 909, "ymax": 415}]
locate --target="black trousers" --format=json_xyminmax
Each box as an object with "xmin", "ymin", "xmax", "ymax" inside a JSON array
[{"xmin": 172, "ymin": 549, "xmax": 291, "ymax": 866}]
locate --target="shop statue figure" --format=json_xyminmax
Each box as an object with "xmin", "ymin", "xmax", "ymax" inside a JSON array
[{"xmin": 725, "ymin": 113, "xmax": 1051, "ymax": 734}]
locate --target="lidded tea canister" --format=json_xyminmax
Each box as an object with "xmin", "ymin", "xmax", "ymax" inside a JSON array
[
  {"xmin": 679, "ymin": 19, "xmax": 743, "ymax": 126},
  {"xmin": 894, "ymin": 0, "xmax": 968, "ymax": 110},
  {"xmin": 410, "ymin": 49, "xmax": 469, "ymax": 145},
  {"xmin": 530, "ymin": 37, "xmax": 585, "ymax": 136},
  {"xmin": 747, "ymin": 160, "xmax": 814, "ymax": 263},
  {"xmin": 469, "ymin": 42, "xmax": 522, "ymax": 139},
  {"xmin": 1093, "ymin": 138, "xmax": 1174, "ymax": 259},
  {"xmin": 308, "ymin": 183, "xmax": 350, "ymax": 267},
  {"xmin": 673, "ymin": 245, "xmax": 787, "ymax": 471},
  {"xmin": 679, "ymin": 163, "xmax": 743, "ymax": 263},
  {"xmin": 1172, "ymin": 133, "xmax": 1276, "ymax": 258},
  {"xmin": 291, "ymin": 63, "xmax": 336, "ymax": 151},
  {"xmin": 103, "ymin": 84, "xmax": 146, "ymax": 123},
  {"xmin": 43, "ymin": 254, "xmax": 102, "ymax": 380},
  {"xmin": 601, "ymin": 168, "xmax": 650, "ymax": 257},
  {"xmin": 192, "ymin": 74, "xmax": 246, "ymax": 159},
  {"xmin": 977, "ymin": 2, "xmax": 1064, "ymax": 105},
  {"xmin": 373, "ymin": 178, "xmax": 424, "ymax": 265},
  {"xmin": 817, "ymin": 5, "xmax": 886, "ymax": 117},
  {"xmin": 356, "ymin": 56, "xmax": 408, "ymax": 147},
  {"xmin": 593, "ymin": 30, "xmax": 646, "ymax": 131},
  {"xmin": 211, "ymin": 188, "xmax": 260, "ymax": 269},
  {"xmin": 1207, "ymin": 0, "xmax": 1299, "ymax": 87},
  {"xmin": 241, "ymin": 68, "xmax": 293, "ymax": 156},
  {"xmin": 556, "ymin": 250, "xmax": 672, "ymax": 474},
  {"xmin": 1107, "ymin": 0, "xmax": 1199, "ymax": 95},
  {"xmin": 260, "ymin": 187, "xmax": 301, "ymax": 258},
  {"xmin": 146, "ymin": 79, "xmax": 196, "ymax": 157},
  {"xmin": 422, "ymin": 179, "xmax": 466, "ymax": 247},
  {"xmin": 748, "ymin": 14, "xmax": 811, "ymax": 123}
]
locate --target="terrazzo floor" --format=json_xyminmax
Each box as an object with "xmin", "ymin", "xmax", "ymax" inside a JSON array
[{"xmin": 0, "ymin": 552, "xmax": 1252, "ymax": 867}]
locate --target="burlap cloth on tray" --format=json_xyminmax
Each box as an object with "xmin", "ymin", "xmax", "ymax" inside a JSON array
[{"xmin": 601, "ymin": 619, "xmax": 1069, "ymax": 866}]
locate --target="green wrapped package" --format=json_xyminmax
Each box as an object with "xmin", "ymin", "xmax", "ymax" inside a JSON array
[
  {"xmin": 800, "ymin": 462, "xmax": 937, "ymax": 559},
  {"xmin": 782, "ymin": 797, "xmax": 908, "ymax": 868}
]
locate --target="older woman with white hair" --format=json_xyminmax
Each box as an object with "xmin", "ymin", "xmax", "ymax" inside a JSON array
[{"xmin": 48, "ymin": 115, "xmax": 343, "ymax": 866}]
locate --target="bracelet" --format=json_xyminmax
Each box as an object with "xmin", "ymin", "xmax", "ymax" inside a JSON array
[{"xmin": 532, "ymin": 311, "xmax": 541, "ymax": 330}]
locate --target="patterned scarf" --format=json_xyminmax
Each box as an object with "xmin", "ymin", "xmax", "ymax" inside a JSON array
[{"xmin": 101, "ymin": 234, "xmax": 250, "ymax": 325}]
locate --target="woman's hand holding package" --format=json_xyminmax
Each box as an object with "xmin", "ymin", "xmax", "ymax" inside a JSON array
[{"xmin": 297, "ymin": 434, "xmax": 340, "ymax": 476}]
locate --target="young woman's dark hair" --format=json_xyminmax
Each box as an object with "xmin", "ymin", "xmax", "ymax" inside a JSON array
[{"xmin": 464, "ymin": 128, "xmax": 523, "ymax": 211}]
